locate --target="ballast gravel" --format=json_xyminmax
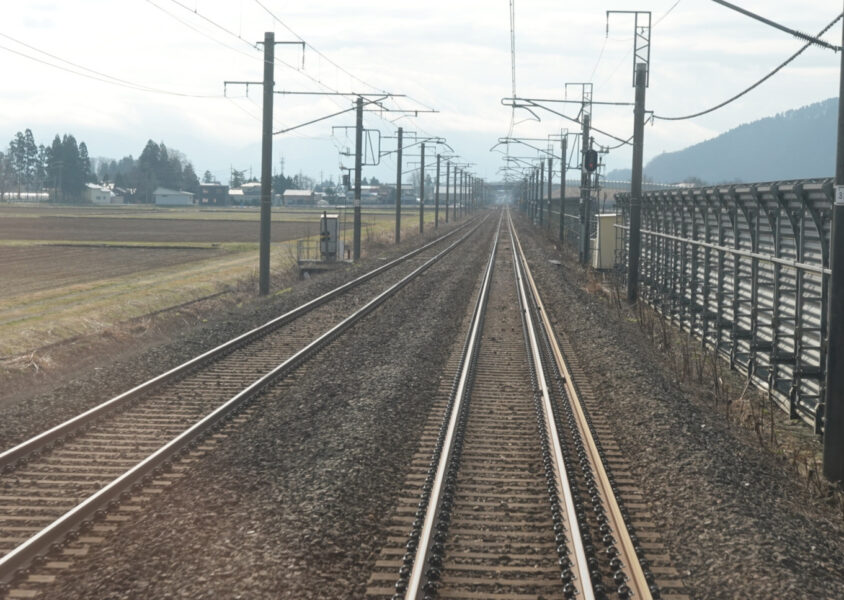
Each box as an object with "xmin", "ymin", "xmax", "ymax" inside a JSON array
[
  {"xmin": 513, "ymin": 214, "xmax": 844, "ymax": 600},
  {"xmin": 7, "ymin": 210, "xmax": 844, "ymax": 599},
  {"xmin": 24, "ymin": 218, "xmax": 493, "ymax": 600}
]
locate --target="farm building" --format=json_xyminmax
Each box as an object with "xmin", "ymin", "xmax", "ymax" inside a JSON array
[
  {"xmin": 199, "ymin": 183, "xmax": 229, "ymax": 206},
  {"xmin": 283, "ymin": 189, "xmax": 315, "ymax": 205},
  {"xmin": 84, "ymin": 183, "xmax": 116, "ymax": 205},
  {"xmin": 344, "ymin": 185, "xmax": 381, "ymax": 204},
  {"xmin": 241, "ymin": 182, "xmax": 262, "ymax": 204},
  {"xmin": 153, "ymin": 187, "xmax": 194, "ymax": 206}
]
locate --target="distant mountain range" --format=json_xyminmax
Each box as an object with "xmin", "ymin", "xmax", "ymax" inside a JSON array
[{"xmin": 605, "ymin": 97, "xmax": 838, "ymax": 185}]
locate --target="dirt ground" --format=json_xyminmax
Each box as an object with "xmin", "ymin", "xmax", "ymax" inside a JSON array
[
  {"xmin": 0, "ymin": 215, "xmax": 319, "ymax": 243},
  {"xmin": 0, "ymin": 245, "xmax": 224, "ymax": 298}
]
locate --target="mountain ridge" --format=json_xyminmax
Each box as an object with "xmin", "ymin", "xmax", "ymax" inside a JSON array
[{"xmin": 606, "ymin": 97, "xmax": 838, "ymax": 185}]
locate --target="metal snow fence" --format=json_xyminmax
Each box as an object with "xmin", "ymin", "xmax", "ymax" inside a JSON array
[{"xmin": 616, "ymin": 179, "xmax": 832, "ymax": 431}]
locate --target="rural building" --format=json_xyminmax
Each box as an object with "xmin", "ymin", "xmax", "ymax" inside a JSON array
[
  {"xmin": 199, "ymin": 183, "xmax": 230, "ymax": 206},
  {"xmin": 283, "ymin": 189, "xmax": 315, "ymax": 205},
  {"xmin": 345, "ymin": 185, "xmax": 381, "ymax": 204},
  {"xmin": 153, "ymin": 187, "xmax": 194, "ymax": 206},
  {"xmin": 241, "ymin": 182, "xmax": 262, "ymax": 204},
  {"xmin": 228, "ymin": 188, "xmax": 244, "ymax": 204},
  {"xmin": 83, "ymin": 183, "xmax": 114, "ymax": 205}
]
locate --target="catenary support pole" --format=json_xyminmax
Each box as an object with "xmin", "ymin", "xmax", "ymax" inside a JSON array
[
  {"xmin": 823, "ymin": 7, "xmax": 844, "ymax": 481},
  {"xmin": 579, "ymin": 114, "xmax": 591, "ymax": 264},
  {"xmin": 435, "ymin": 154, "xmax": 441, "ymax": 228},
  {"xmin": 258, "ymin": 31, "xmax": 274, "ymax": 296},
  {"xmin": 419, "ymin": 142, "xmax": 426, "ymax": 234},
  {"xmin": 547, "ymin": 156, "xmax": 553, "ymax": 231},
  {"xmin": 560, "ymin": 135, "xmax": 567, "ymax": 243},
  {"xmin": 353, "ymin": 96, "xmax": 363, "ymax": 261},
  {"xmin": 445, "ymin": 161, "xmax": 450, "ymax": 223},
  {"xmin": 454, "ymin": 169, "xmax": 459, "ymax": 221},
  {"xmin": 539, "ymin": 160, "xmax": 545, "ymax": 226},
  {"xmin": 395, "ymin": 127, "xmax": 403, "ymax": 244},
  {"xmin": 627, "ymin": 62, "xmax": 647, "ymax": 302},
  {"xmin": 458, "ymin": 170, "xmax": 462, "ymax": 218}
]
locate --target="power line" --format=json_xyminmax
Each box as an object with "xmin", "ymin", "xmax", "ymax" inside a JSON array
[
  {"xmin": 712, "ymin": 0, "xmax": 841, "ymax": 51},
  {"xmin": 0, "ymin": 32, "xmax": 220, "ymax": 98},
  {"xmin": 251, "ymin": 0, "xmax": 437, "ymax": 113},
  {"xmin": 654, "ymin": 0, "xmax": 682, "ymax": 27},
  {"xmin": 655, "ymin": 12, "xmax": 842, "ymax": 121},
  {"xmin": 145, "ymin": 0, "xmax": 262, "ymax": 64}
]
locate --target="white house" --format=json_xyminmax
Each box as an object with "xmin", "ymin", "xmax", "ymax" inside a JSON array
[
  {"xmin": 84, "ymin": 183, "xmax": 113, "ymax": 205},
  {"xmin": 283, "ymin": 189, "xmax": 315, "ymax": 205},
  {"xmin": 153, "ymin": 187, "xmax": 194, "ymax": 206}
]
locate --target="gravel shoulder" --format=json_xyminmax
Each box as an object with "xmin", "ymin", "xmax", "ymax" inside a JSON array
[
  {"xmin": 16, "ymin": 217, "xmax": 493, "ymax": 599},
  {"xmin": 513, "ymin": 214, "xmax": 844, "ymax": 600}
]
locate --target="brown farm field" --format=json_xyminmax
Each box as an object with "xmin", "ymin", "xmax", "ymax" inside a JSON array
[
  {"xmin": 0, "ymin": 203, "xmax": 426, "ymax": 388},
  {"xmin": 0, "ymin": 205, "xmax": 321, "ymax": 371},
  {"xmin": 1, "ymin": 245, "xmax": 223, "ymax": 298},
  {"xmin": 0, "ymin": 215, "xmax": 322, "ymax": 243}
]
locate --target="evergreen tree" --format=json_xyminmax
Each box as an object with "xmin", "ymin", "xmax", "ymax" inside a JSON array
[
  {"xmin": 46, "ymin": 135, "xmax": 62, "ymax": 200},
  {"xmin": 137, "ymin": 140, "xmax": 161, "ymax": 203},
  {"xmin": 78, "ymin": 142, "xmax": 93, "ymax": 183},
  {"xmin": 230, "ymin": 168, "xmax": 245, "ymax": 188},
  {"xmin": 182, "ymin": 163, "xmax": 200, "ymax": 195},
  {"xmin": 61, "ymin": 134, "xmax": 83, "ymax": 202}
]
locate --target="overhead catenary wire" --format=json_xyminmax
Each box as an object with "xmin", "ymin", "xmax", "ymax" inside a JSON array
[
  {"xmin": 159, "ymin": 0, "xmax": 426, "ymax": 152},
  {"xmin": 0, "ymin": 32, "xmax": 220, "ymax": 98},
  {"xmin": 251, "ymin": 0, "xmax": 437, "ymax": 114},
  {"xmin": 144, "ymin": 0, "xmax": 262, "ymax": 64},
  {"xmin": 654, "ymin": 12, "xmax": 843, "ymax": 121},
  {"xmin": 152, "ymin": 1, "xmax": 462, "ymax": 178},
  {"xmin": 712, "ymin": 0, "xmax": 841, "ymax": 52}
]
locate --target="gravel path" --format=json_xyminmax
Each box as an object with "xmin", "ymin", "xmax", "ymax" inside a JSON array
[
  {"xmin": 20, "ymin": 218, "xmax": 494, "ymax": 599},
  {"xmin": 513, "ymin": 214, "xmax": 844, "ymax": 600}
]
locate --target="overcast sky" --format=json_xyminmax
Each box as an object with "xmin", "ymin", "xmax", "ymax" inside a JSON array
[{"xmin": 1, "ymin": 1, "xmax": 841, "ymax": 184}]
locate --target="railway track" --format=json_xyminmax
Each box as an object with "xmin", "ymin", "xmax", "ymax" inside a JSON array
[
  {"xmin": 367, "ymin": 210, "xmax": 664, "ymax": 600},
  {"xmin": 0, "ymin": 217, "xmax": 485, "ymax": 593}
]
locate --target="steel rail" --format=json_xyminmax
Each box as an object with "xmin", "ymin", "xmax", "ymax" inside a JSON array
[
  {"xmin": 0, "ymin": 219, "xmax": 483, "ymax": 585},
  {"xmin": 509, "ymin": 214, "xmax": 654, "ymax": 600},
  {"xmin": 403, "ymin": 214, "xmax": 501, "ymax": 599},
  {"xmin": 507, "ymin": 211, "xmax": 594, "ymax": 600},
  {"xmin": 0, "ymin": 218, "xmax": 476, "ymax": 473}
]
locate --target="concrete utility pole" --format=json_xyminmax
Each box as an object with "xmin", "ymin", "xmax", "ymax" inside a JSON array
[
  {"xmin": 395, "ymin": 127, "xmax": 403, "ymax": 244},
  {"xmin": 445, "ymin": 161, "xmax": 450, "ymax": 223},
  {"xmin": 435, "ymin": 154, "xmax": 441, "ymax": 228},
  {"xmin": 823, "ymin": 7, "xmax": 844, "ymax": 481},
  {"xmin": 457, "ymin": 170, "xmax": 462, "ymax": 219},
  {"xmin": 353, "ymin": 96, "xmax": 363, "ymax": 261},
  {"xmin": 560, "ymin": 135, "xmax": 567, "ymax": 243},
  {"xmin": 454, "ymin": 169, "xmax": 459, "ymax": 221},
  {"xmin": 419, "ymin": 142, "xmax": 426, "ymax": 234},
  {"xmin": 547, "ymin": 156, "xmax": 553, "ymax": 231},
  {"xmin": 539, "ymin": 160, "xmax": 545, "ymax": 226},
  {"xmin": 528, "ymin": 170, "xmax": 534, "ymax": 220},
  {"xmin": 258, "ymin": 31, "xmax": 275, "ymax": 296},
  {"xmin": 579, "ymin": 114, "xmax": 592, "ymax": 264},
  {"xmin": 627, "ymin": 62, "xmax": 647, "ymax": 303}
]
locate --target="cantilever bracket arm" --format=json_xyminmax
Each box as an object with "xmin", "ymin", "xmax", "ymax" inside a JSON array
[
  {"xmin": 502, "ymin": 97, "xmax": 635, "ymax": 147},
  {"xmin": 273, "ymin": 95, "xmax": 389, "ymax": 135}
]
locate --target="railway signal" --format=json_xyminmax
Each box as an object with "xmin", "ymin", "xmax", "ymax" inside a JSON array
[{"xmin": 584, "ymin": 148, "xmax": 598, "ymax": 172}]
